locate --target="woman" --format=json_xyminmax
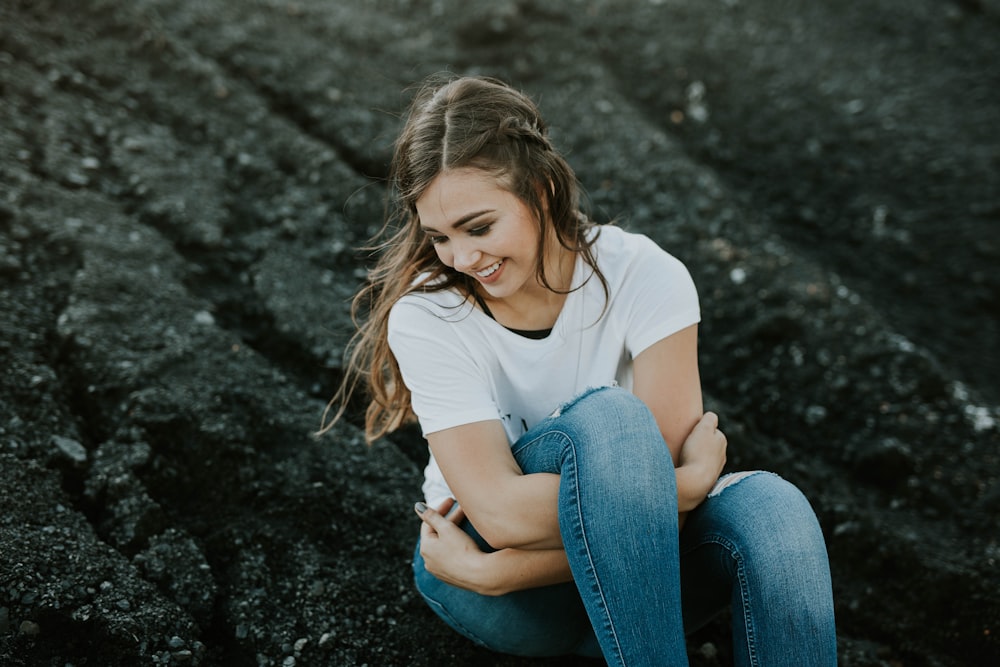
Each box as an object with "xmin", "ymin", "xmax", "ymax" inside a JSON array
[{"xmin": 324, "ymin": 74, "xmax": 837, "ymax": 665}]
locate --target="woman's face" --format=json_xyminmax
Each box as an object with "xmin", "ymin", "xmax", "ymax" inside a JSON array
[{"xmin": 416, "ymin": 168, "xmax": 545, "ymax": 302}]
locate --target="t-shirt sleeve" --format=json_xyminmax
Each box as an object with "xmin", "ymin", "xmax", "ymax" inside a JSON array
[
  {"xmin": 387, "ymin": 297, "xmax": 500, "ymax": 436},
  {"xmin": 623, "ymin": 237, "xmax": 701, "ymax": 358}
]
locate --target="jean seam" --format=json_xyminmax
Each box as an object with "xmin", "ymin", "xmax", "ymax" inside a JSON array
[
  {"xmin": 564, "ymin": 432, "xmax": 627, "ymax": 667},
  {"xmin": 512, "ymin": 427, "xmax": 628, "ymax": 667},
  {"xmin": 682, "ymin": 534, "xmax": 758, "ymax": 667}
]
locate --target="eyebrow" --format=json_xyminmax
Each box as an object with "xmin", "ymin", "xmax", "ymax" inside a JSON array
[{"xmin": 420, "ymin": 209, "xmax": 494, "ymax": 234}]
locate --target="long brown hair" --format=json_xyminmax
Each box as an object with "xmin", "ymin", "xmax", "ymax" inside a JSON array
[{"xmin": 320, "ymin": 74, "xmax": 607, "ymax": 443}]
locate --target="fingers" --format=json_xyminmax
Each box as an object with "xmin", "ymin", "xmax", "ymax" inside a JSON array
[
  {"xmin": 448, "ymin": 504, "xmax": 467, "ymax": 525},
  {"xmin": 414, "ymin": 500, "xmax": 436, "ymax": 520},
  {"xmin": 431, "ymin": 497, "xmax": 467, "ymax": 524},
  {"xmin": 414, "ymin": 500, "xmax": 456, "ymax": 537},
  {"xmin": 684, "ymin": 411, "xmax": 720, "ymax": 444},
  {"xmin": 699, "ymin": 412, "xmax": 727, "ymax": 444},
  {"xmin": 416, "ymin": 498, "xmax": 465, "ymax": 522},
  {"xmin": 434, "ymin": 497, "xmax": 456, "ymax": 515},
  {"xmin": 701, "ymin": 411, "xmax": 719, "ymax": 430},
  {"xmin": 707, "ymin": 413, "xmax": 728, "ymax": 464},
  {"xmin": 414, "ymin": 501, "xmax": 435, "ymax": 535},
  {"xmin": 681, "ymin": 412, "xmax": 727, "ymax": 469},
  {"xmin": 419, "ymin": 517, "xmax": 435, "ymax": 540}
]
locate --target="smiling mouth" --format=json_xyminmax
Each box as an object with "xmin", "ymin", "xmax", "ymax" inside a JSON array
[{"xmin": 476, "ymin": 260, "xmax": 503, "ymax": 278}]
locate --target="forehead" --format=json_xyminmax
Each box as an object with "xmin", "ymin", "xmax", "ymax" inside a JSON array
[{"xmin": 415, "ymin": 168, "xmax": 515, "ymax": 225}]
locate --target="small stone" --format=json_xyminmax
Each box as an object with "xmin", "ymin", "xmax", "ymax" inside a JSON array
[
  {"xmin": 805, "ymin": 405, "xmax": 828, "ymax": 425},
  {"xmin": 116, "ymin": 599, "xmax": 130, "ymax": 611},
  {"xmin": 282, "ymin": 657, "xmax": 296, "ymax": 667},
  {"xmin": 318, "ymin": 632, "xmax": 333, "ymax": 648},
  {"xmin": 168, "ymin": 636, "xmax": 186, "ymax": 649},
  {"xmin": 51, "ymin": 435, "xmax": 87, "ymax": 464},
  {"xmin": 19, "ymin": 620, "xmax": 41, "ymax": 636},
  {"xmin": 293, "ymin": 638, "xmax": 308, "ymax": 652},
  {"xmin": 699, "ymin": 641, "xmax": 718, "ymax": 659},
  {"xmin": 193, "ymin": 310, "xmax": 215, "ymax": 326},
  {"xmin": 844, "ymin": 99, "xmax": 865, "ymax": 114},
  {"xmin": 65, "ymin": 171, "xmax": 90, "ymax": 187}
]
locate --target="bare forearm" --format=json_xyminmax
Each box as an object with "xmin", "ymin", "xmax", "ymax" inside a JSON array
[
  {"xmin": 475, "ymin": 463, "xmax": 713, "ymax": 547},
  {"xmin": 470, "ymin": 472, "xmax": 563, "ymax": 550},
  {"xmin": 477, "ymin": 548, "xmax": 572, "ymax": 596}
]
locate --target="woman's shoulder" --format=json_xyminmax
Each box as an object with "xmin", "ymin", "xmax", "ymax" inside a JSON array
[
  {"xmin": 389, "ymin": 285, "xmax": 474, "ymax": 330},
  {"xmin": 593, "ymin": 224, "xmax": 685, "ymax": 273}
]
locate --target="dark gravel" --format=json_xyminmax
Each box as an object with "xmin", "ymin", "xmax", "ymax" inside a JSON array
[{"xmin": 1, "ymin": 1, "xmax": 998, "ymax": 665}]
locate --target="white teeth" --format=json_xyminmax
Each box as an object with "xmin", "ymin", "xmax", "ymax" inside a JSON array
[{"xmin": 476, "ymin": 260, "xmax": 502, "ymax": 277}]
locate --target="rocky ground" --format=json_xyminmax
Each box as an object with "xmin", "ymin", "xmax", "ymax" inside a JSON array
[{"xmin": 1, "ymin": 0, "xmax": 998, "ymax": 665}]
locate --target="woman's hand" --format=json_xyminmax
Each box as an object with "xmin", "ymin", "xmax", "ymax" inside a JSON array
[
  {"xmin": 416, "ymin": 498, "xmax": 496, "ymax": 595},
  {"xmin": 416, "ymin": 498, "xmax": 576, "ymax": 595},
  {"xmin": 677, "ymin": 411, "xmax": 727, "ymax": 504}
]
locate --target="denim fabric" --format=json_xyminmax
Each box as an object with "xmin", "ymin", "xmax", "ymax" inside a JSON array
[{"xmin": 413, "ymin": 386, "xmax": 836, "ymax": 666}]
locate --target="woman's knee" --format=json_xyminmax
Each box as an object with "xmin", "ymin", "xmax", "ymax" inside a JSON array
[
  {"xmin": 701, "ymin": 472, "xmax": 826, "ymax": 555},
  {"xmin": 562, "ymin": 384, "xmax": 650, "ymax": 418},
  {"xmin": 555, "ymin": 386, "xmax": 662, "ymax": 447},
  {"xmin": 746, "ymin": 473, "xmax": 819, "ymax": 526},
  {"xmin": 513, "ymin": 386, "xmax": 674, "ymax": 489}
]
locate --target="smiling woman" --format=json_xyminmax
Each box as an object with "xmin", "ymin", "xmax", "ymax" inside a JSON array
[
  {"xmin": 320, "ymin": 74, "xmax": 837, "ymax": 666},
  {"xmin": 416, "ymin": 168, "xmax": 573, "ymax": 330}
]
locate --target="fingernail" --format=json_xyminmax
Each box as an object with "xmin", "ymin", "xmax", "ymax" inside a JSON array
[{"xmin": 414, "ymin": 501, "xmax": 428, "ymax": 514}]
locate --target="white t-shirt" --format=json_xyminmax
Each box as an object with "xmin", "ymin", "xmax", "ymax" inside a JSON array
[{"xmin": 387, "ymin": 225, "xmax": 700, "ymax": 507}]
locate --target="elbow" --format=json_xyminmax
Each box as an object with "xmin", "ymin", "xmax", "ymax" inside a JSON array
[
  {"xmin": 455, "ymin": 473, "xmax": 562, "ymax": 550},
  {"xmin": 469, "ymin": 513, "xmax": 518, "ymax": 551},
  {"xmin": 462, "ymin": 505, "xmax": 529, "ymax": 550},
  {"xmin": 484, "ymin": 533, "xmax": 522, "ymax": 552}
]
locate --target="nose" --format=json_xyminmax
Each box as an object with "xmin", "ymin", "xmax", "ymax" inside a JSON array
[{"xmin": 451, "ymin": 239, "xmax": 482, "ymax": 272}]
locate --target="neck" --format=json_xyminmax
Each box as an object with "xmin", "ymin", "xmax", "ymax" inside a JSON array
[{"xmin": 482, "ymin": 244, "xmax": 576, "ymax": 330}]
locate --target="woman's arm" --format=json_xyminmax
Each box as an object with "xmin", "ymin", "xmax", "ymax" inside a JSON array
[
  {"xmin": 419, "ymin": 324, "xmax": 721, "ymax": 591},
  {"xmin": 632, "ymin": 324, "xmax": 727, "ymax": 514},
  {"xmin": 416, "ymin": 500, "xmax": 572, "ymax": 596},
  {"xmin": 427, "ymin": 420, "xmax": 562, "ymax": 550},
  {"xmin": 426, "ymin": 325, "xmax": 723, "ymax": 547}
]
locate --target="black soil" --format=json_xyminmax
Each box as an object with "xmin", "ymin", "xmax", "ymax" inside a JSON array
[{"xmin": 1, "ymin": 1, "xmax": 998, "ymax": 665}]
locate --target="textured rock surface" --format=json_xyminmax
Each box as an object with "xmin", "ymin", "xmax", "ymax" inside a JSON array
[{"xmin": 1, "ymin": 1, "xmax": 998, "ymax": 665}]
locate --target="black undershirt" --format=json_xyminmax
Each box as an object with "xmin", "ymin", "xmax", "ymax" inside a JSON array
[{"xmin": 473, "ymin": 291, "xmax": 552, "ymax": 340}]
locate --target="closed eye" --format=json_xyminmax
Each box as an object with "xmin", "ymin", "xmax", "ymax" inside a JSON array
[{"xmin": 468, "ymin": 224, "xmax": 492, "ymax": 237}]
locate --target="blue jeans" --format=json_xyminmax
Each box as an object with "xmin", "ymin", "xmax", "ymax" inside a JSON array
[{"xmin": 413, "ymin": 387, "xmax": 837, "ymax": 666}]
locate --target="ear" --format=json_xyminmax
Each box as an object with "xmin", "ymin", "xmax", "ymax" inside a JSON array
[{"xmin": 533, "ymin": 179, "xmax": 554, "ymax": 213}]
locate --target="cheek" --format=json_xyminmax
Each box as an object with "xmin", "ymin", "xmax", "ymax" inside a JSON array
[{"xmin": 433, "ymin": 244, "xmax": 453, "ymax": 267}]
